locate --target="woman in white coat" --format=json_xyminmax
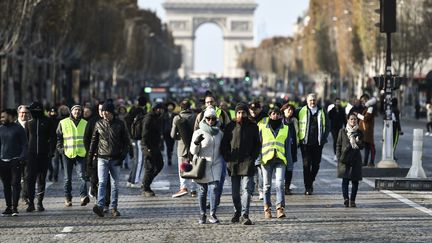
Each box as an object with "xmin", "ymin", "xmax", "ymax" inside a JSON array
[{"xmin": 190, "ymin": 106, "xmax": 223, "ymax": 224}]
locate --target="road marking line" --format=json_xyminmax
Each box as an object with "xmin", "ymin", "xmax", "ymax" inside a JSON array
[
  {"xmin": 54, "ymin": 226, "xmax": 74, "ymax": 239},
  {"xmin": 322, "ymin": 152, "xmax": 432, "ymax": 217}
]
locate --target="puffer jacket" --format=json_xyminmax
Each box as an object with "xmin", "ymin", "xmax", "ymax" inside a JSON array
[
  {"xmin": 88, "ymin": 118, "xmax": 132, "ymax": 162},
  {"xmin": 190, "ymin": 127, "xmax": 224, "ymax": 184}
]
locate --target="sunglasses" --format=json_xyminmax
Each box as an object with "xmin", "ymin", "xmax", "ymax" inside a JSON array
[{"xmin": 205, "ymin": 117, "xmax": 216, "ymax": 121}]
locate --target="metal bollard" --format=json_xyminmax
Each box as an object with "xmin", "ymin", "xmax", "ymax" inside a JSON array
[{"xmin": 406, "ymin": 129, "xmax": 426, "ymax": 178}]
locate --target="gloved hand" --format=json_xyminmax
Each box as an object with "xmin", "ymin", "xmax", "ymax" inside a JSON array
[{"xmin": 194, "ymin": 134, "xmax": 205, "ymax": 145}]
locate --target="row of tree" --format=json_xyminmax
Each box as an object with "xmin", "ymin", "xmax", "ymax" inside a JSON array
[
  {"xmin": 0, "ymin": 0, "xmax": 181, "ymax": 109},
  {"xmin": 238, "ymin": 0, "xmax": 432, "ymax": 99}
]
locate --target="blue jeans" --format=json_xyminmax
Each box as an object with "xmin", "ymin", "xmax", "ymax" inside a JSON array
[
  {"xmin": 97, "ymin": 158, "xmax": 120, "ymax": 209},
  {"xmin": 62, "ymin": 155, "xmax": 87, "ymax": 199},
  {"xmin": 215, "ymin": 159, "xmax": 226, "ymax": 205},
  {"xmin": 255, "ymin": 166, "xmax": 263, "ymax": 195},
  {"xmin": 197, "ymin": 181, "xmax": 219, "ymax": 216},
  {"xmin": 231, "ymin": 175, "xmax": 255, "ymax": 216},
  {"xmin": 261, "ymin": 159, "xmax": 286, "ymax": 208}
]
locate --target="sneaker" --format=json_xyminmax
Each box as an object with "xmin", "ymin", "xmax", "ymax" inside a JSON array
[
  {"xmin": 64, "ymin": 198, "xmax": 72, "ymax": 207},
  {"xmin": 258, "ymin": 192, "xmax": 263, "ymax": 200},
  {"xmin": 111, "ymin": 209, "xmax": 121, "ymax": 217},
  {"xmin": 231, "ymin": 211, "xmax": 241, "ymax": 223},
  {"xmin": 240, "ymin": 215, "xmax": 253, "ymax": 225},
  {"xmin": 143, "ymin": 190, "xmax": 155, "ymax": 197},
  {"xmin": 426, "ymin": 132, "xmax": 430, "ymax": 136},
  {"xmin": 127, "ymin": 182, "xmax": 142, "ymax": 188},
  {"xmin": 304, "ymin": 189, "xmax": 313, "ymax": 195},
  {"xmin": 190, "ymin": 191, "xmax": 197, "ymax": 197},
  {"xmin": 2, "ymin": 207, "xmax": 12, "ymax": 216},
  {"xmin": 208, "ymin": 214, "xmax": 220, "ymax": 224},
  {"xmin": 26, "ymin": 203, "xmax": 35, "ymax": 212},
  {"xmin": 198, "ymin": 214, "xmax": 206, "ymax": 224},
  {"xmin": 93, "ymin": 205, "xmax": 104, "ymax": 217},
  {"xmin": 12, "ymin": 208, "xmax": 19, "ymax": 216},
  {"xmin": 172, "ymin": 188, "xmax": 188, "ymax": 198},
  {"xmin": 276, "ymin": 207, "xmax": 286, "ymax": 218},
  {"xmin": 81, "ymin": 196, "xmax": 90, "ymax": 206}
]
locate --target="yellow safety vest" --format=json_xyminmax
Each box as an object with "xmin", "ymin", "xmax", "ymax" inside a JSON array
[
  {"xmin": 60, "ymin": 118, "xmax": 87, "ymax": 158},
  {"xmin": 298, "ymin": 106, "xmax": 326, "ymax": 144},
  {"xmin": 257, "ymin": 117, "xmax": 268, "ymax": 131},
  {"xmin": 261, "ymin": 124, "xmax": 288, "ymax": 165}
]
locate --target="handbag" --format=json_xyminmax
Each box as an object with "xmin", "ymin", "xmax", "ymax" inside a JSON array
[
  {"xmin": 340, "ymin": 145, "xmax": 355, "ymax": 165},
  {"xmin": 180, "ymin": 155, "xmax": 206, "ymax": 179}
]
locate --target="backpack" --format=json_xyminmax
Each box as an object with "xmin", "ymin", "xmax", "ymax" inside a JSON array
[
  {"xmin": 175, "ymin": 114, "xmax": 193, "ymax": 148},
  {"xmin": 130, "ymin": 113, "xmax": 145, "ymax": 140}
]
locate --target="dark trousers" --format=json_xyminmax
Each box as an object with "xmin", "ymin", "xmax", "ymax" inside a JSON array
[
  {"xmin": 27, "ymin": 154, "xmax": 49, "ymax": 204},
  {"xmin": 142, "ymin": 149, "xmax": 164, "ymax": 191},
  {"xmin": 363, "ymin": 142, "xmax": 375, "ymax": 165},
  {"xmin": 164, "ymin": 132, "xmax": 175, "ymax": 164},
  {"xmin": 0, "ymin": 160, "xmax": 22, "ymax": 208},
  {"xmin": 331, "ymin": 129, "xmax": 339, "ymax": 155},
  {"xmin": 300, "ymin": 144, "xmax": 323, "ymax": 190},
  {"xmin": 427, "ymin": 122, "xmax": 432, "ymax": 132},
  {"xmin": 51, "ymin": 149, "xmax": 63, "ymax": 181},
  {"xmin": 342, "ymin": 178, "xmax": 359, "ymax": 201}
]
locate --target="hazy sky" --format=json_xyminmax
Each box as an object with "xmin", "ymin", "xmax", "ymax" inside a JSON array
[{"xmin": 138, "ymin": 0, "xmax": 309, "ymax": 73}]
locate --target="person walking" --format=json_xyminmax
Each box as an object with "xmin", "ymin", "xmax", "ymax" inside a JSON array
[
  {"xmin": 259, "ymin": 107, "xmax": 292, "ymax": 219},
  {"xmin": 297, "ymin": 93, "xmax": 330, "ymax": 195},
  {"xmin": 281, "ymin": 103, "xmax": 298, "ymax": 195},
  {"xmin": 163, "ymin": 101, "xmax": 176, "ymax": 166},
  {"xmin": 125, "ymin": 96, "xmax": 147, "ymax": 188},
  {"xmin": 141, "ymin": 103, "xmax": 165, "ymax": 197},
  {"xmin": 194, "ymin": 94, "xmax": 230, "ymax": 206},
  {"xmin": 16, "ymin": 105, "xmax": 31, "ymax": 205},
  {"xmin": 249, "ymin": 100, "xmax": 268, "ymax": 200},
  {"xmin": 391, "ymin": 98, "xmax": 403, "ymax": 156},
  {"xmin": 0, "ymin": 109, "xmax": 28, "ymax": 216},
  {"xmin": 426, "ymin": 103, "xmax": 432, "ymax": 136},
  {"xmin": 327, "ymin": 98, "xmax": 346, "ymax": 160},
  {"xmin": 336, "ymin": 112, "xmax": 363, "ymax": 208},
  {"xmin": 190, "ymin": 107, "xmax": 224, "ymax": 224},
  {"xmin": 25, "ymin": 102, "xmax": 56, "ymax": 212},
  {"xmin": 356, "ymin": 94, "xmax": 376, "ymax": 167},
  {"xmin": 221, "ymin": 103, "xmax": 260, "ymax": 225},
  {"xmin": 88, "ymin": 103, "xmax": 133, "ymax": 217},
  {"xmin": 171, "ymin": 100, "xmax": 197, "ymax": 198},
  {"xmin": 56, "ymin": 104, "xmax": 90, "ymax": 207},
  {"xmin": 50, "ymin": 105, "xmax": 70, "ymax": 182}
]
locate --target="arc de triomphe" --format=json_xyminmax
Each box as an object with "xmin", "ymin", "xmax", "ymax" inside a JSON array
[{"xmin": 163, "ymin": 0, "xmax": 257, "ymax": 78}]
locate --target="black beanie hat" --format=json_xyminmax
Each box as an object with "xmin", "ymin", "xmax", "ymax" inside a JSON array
[
  {"xmin": 235, "ymin": 102, "xmax": 248, "ymax": 113},
  {"xmin": 101, "ymin": 103, "xmax": 115, "ymax": 114}
]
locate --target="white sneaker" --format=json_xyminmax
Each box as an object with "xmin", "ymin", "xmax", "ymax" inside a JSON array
[
  {"xmin": 425, "ymin": 132, "xmax": 430, "ymax": 136},
  {"xmin": 333, "ymin": 155, "xmax": 337, "ymax": 161},
  {"xmin": 258, "ymin": 192, "xmax": 263, "ymax": 200}
]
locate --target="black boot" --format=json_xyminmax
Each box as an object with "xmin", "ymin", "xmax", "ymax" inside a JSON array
[
  {"xmin": 37, "ymin": 197, "xmax": 45, "ymax": 212},
  {"xmin": 26, "ymin": 201, "xmax": 35, "ymax": 212}
]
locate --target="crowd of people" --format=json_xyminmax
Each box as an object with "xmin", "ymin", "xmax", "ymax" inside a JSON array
[{"xmin": 0, "ymin": 91, "xmax": 412, "ymax": 224}]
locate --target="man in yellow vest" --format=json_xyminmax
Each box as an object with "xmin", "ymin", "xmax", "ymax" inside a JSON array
[
  {"xmin": 56, "ymin": 104, "xmax": 90, "ymax": 207},
  {"xmin": 259, "ymin": 107, "xmax": 292, "ymax": 219},
  {"xmin": 297, "ymin": 93, "xmax": 330, "ymax": 195}
]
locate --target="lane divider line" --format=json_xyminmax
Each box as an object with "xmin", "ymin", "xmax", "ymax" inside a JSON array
[
  {"xmin": 54, "ymin": 226, "xmax": 74, "ymax": 239},
  {"xmin": 322, "ymin": 153, "xmax": 432, "ymax": 217}
]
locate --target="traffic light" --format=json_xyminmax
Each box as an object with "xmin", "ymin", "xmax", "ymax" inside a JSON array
[
  {"xmin": 244, "ymin": 71, "xmax": 251, "ymax": 82},
  {"xmin": 374, "ymin": 75, "xmax": 385, "ymax": 90},
  {"xmin": 374, "ymin": 75, "xmax": 403, "ymax": 90},
  {"xmin": 378, "ymin": 0, "xmax": 396, "ymax": 33}
]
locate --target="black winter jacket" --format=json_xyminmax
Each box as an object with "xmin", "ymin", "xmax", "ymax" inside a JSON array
[
  {"xmin": 141, "ymin": 112, "xmax": 163, "ymax": 151},
  {"xmin": 221, "ymin": 119, "xmax": 261, "ymax": 176},
  {"xmin": 26, "ymin": 114, "xmax": 56, "ymax": 156},
  {"xmin": 88, "ymin": 118, "xmax": 132, "ymax": 163}
]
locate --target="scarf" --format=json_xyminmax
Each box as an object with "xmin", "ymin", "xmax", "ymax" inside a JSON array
[
  {"xmin": 199, "ymin": 120, "xmax": 219, "ymax": 136},
  {"xmin": 346, "ymin": 125, "xmax": 359, "ymax": 149}
]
